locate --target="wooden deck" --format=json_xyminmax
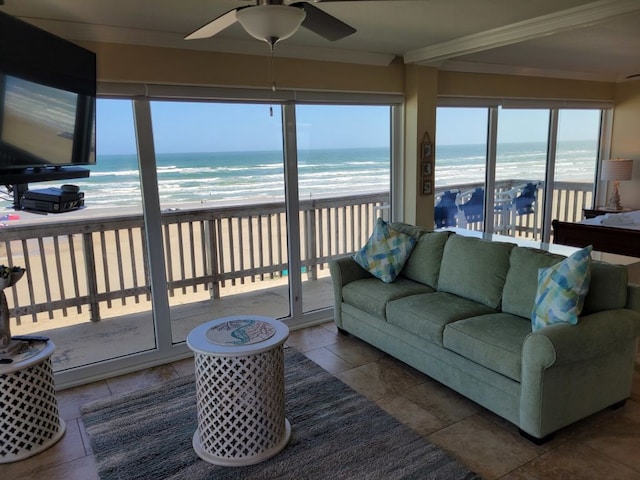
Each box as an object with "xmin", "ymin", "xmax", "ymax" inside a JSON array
[{"xmin": 12, "ymin": 275, "xmax": 334, "ymax": 372}]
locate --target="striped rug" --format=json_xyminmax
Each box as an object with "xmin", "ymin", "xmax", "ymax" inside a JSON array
[{"xmin": 81, "ymin": 348, "xmax": 482, "ymax": 480}]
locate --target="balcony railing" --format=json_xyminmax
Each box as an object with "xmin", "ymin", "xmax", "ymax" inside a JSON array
[
  {"xmin": 2, "ymin": 192, "xmax": 387, "ymax": 325},
  {"xmin": 2, "ymin": 181, "xmax": 592, "ymax": 326},
  {"xmin": 435, "ymin": 180, "xmax": 593, "ymax": 238}
]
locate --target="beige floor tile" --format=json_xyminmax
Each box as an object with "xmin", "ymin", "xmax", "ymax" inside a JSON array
[
  {"xmin": 105, "ymin": 363, "xmax": 180, "ymax": 396},
  {"xmin": 428, "ymin": 415, "xmax": 541, "ymax": 480},
  {"xmin": 303, "ymin": 347, "xmax": 353, "ymax": 374},
  {"xmin": 497, "ymin": 468, "xmax": 542, "ymax": 480},
  {"xmin": 336, "ymin": 357, "xmax": 425, "ymax": 401},
  {"xmin": 522, "ymin": 441, "xmax": 639, "ymax": 479},
  {"xmin": 376, "ymin": 394, "xmax": 447, "ymax": 436},
  {"xmin": 402, "ymin": 380, "xmax": 481, "ymax": 424},
  {"xmin": 577, "ymin": 400, "xmax": 640, "ymax": 472},
  {"xmin": 56, "ymin": 380, "xmax": 111, "ymax": 421},
  {"xmin": 286, "ymin": 324, "xmax": 343, "ymax": 352},
  {"xmin": 320, "ymin": 321, "xmax": 339, "ymax": 335},
  {"xmin": 2, "ymin": 418, "xmax": 86, "ymax": 478},
  {"xmin": 17, "ymin": 455, "xmax": 100, "ymax": 480},
  {"xmin": 170, "ymin": 356, "xmax": 195, "ymax": 377},
  {"xmin": 325, "ymin": 335, "xmax": 385, "ymax": 366}
]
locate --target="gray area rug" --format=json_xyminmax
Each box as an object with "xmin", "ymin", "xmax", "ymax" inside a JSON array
[{"xmin": 81, "ymin": 348, "xmax": 482, "ymax": 480}]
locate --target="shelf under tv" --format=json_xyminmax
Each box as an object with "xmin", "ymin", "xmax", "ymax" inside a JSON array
[
  {"xmin": 1, "ymin": 166, "xmax": 90, "ymax": 210},
  {"xmin": 1, "ymin": 166, "xmax": 90, "ymax": 185}
]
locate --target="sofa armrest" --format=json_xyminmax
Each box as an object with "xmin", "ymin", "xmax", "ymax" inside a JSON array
[
  {"xmin": 520, "ymin": 309, "xmax": 640, "ymax": 438},
  {"xmin": 328, "ymin": 256, "xmax": 371, "ymax": 328},
  {"xmin": 523, "ymin": 309, "xmax": 640, "ymax": 368},
  {"xmin": 626, "ymin": 284, "xmax": 640, "ymax": 313}
]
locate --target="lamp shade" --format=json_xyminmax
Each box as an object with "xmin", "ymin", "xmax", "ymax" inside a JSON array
[
  {"xmin": 237, "ymin": 5, "xmax": 306, "ymax": 48},
  {"xmin": 601, "ymin": 159, "xmax": 633, "ymax": 181}
]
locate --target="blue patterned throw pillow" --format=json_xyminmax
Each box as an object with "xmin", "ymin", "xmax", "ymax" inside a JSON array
[
  {"xmin": 531, "ymin": 245, "xmax": 592, "ymax": 331},
  {"xmin": 353, "ymin": 218, "xmax": 416, "ymax": 283}
]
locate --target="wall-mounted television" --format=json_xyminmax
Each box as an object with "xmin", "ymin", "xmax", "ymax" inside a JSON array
[{"xmin": 0, "ymin": 11, "xmax": 96, "ymax": 178}]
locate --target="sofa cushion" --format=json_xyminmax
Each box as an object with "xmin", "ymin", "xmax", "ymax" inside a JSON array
[
  {"xmin": 400, "ymin": 231, "xmax": 452, "ymax": 289},
  {"xmin": 443, "ymin": 313, "xmax": 532, "ymax": 382},
  {"xmin": 583, "ymin": 261, "xmax": 628, "ymax": 314},
  {"xmin": 389, "ymin": 222, "xmax": 429, "ymax": 239},
  {"xmin": 438, "ymin": 235, "xmax": 515, "ymax": 309},
  {"xmin": 531, "ymin": 245, "xmax": 592, "ymax": 331},
  {"xmin": 353, "ymin": 218, "xmax": 416, "ymax": 283},
  {"xmin": 502, "ymin": 247, "xmax": 565, "ymax": 318},
  {"xmin": 342, "ymin": 277, "xmax": 433, "ymax": 320},
  {"xmin": 386, "ymin": 292, "xmax": 497, "ymax": 345}
]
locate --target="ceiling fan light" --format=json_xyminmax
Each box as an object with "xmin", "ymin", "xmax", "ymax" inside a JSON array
[{"xmin": 236, "ymin": 5, "xmax": 306, "ymax": 47}]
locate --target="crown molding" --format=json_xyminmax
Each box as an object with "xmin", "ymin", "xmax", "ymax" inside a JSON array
[
  {"xmin": 403, "ymin": 0, "xmax": 640, "ymax": 65},
  {"xmin": 439, "ymin": 60, "xmax": 617, "ymax": 83}
]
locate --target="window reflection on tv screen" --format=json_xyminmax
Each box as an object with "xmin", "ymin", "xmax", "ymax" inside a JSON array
[{"xmin": 2, "ymin": 75, "xmax": 77, "ymax": 166}]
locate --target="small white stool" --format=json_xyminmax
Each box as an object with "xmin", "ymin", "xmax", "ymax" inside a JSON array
[
  {"xmin": 0, "ymin": 341, "xmax": 66, "ymax": 463},
  {"xmin": 187, "ymin": 315, "xmax": 290, "ymax": 466}
]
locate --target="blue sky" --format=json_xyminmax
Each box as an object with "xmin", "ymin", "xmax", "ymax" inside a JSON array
[
  {"xmin": 97, "ymin": 100, "xmax": 601, "ymax": 156},
  {"xmin": 436, "ymin": 107, "xmax": 601, "ymax": 145},
  {"xmin": 96, "ymin": 100, "xmax": 391, "ymax": 155}
]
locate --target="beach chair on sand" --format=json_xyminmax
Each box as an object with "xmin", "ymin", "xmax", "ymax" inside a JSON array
[
  {"xmin": 457, "ymin": 187, "xmax": 484, "ymax": 228},
  {"xmin": 434, "ymin": 190, "xmax": 460, "ymax": 228}
]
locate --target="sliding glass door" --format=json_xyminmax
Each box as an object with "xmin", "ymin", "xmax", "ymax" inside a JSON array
[
  {"xmin": 434, "ymin": 107, "xmax": 488, "ymax": 230},
  {"xmin": 148, "ymin": 101, "xmax": 291, "ymax": 343},
  {"xmin": 435, "ymin": 103, "xmax": 605, "ymax": 242},
  {"xmin": 495, "ymin": 108, "xmax": 549, "ymax": 238},
  {"xmin": 294, "ymin": 104, "xmax": 392, "ymax": 315}
]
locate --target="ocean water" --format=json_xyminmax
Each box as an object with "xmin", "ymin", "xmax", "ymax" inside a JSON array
[{"xmin": 1, "ymin": 141, "xmax": 597, "ymax": 210}]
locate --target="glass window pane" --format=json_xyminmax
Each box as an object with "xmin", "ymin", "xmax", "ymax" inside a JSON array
[
  {"xmin": 7, "ymin": 99, "xmax": 156, "ymax": 371},
  {"xmin": 435, "ymin": 107, "xmax": 488, "ymax": 231},
  {"xmin": 553, "ymin": 109, "xmax": 599, "ymax": 223},
  {"xmin": 295, "ymin": 105, "xmax": 391, "ymax": 314},
  {"xmin": 148, "ymin": 101, "xmax": 290, "ymax": 343},
  {"xmin": 495, "ymin": 109, "xmax": 549, "ymax": 239}
]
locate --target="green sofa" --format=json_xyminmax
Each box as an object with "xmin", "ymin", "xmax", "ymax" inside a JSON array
[{"xmin": 329, "ymin": 223, "xmax": 640, "ymax": 442}]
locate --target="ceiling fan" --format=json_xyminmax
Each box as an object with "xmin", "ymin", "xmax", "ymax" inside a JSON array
[{"xmin": 185, "ymin": 0, "xmax": 357, "ymax": 49}]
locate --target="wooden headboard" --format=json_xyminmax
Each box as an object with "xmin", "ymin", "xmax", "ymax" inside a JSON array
[{"xmin": 552, "ymin": 220, "xmax": 640, "ymax": 258}]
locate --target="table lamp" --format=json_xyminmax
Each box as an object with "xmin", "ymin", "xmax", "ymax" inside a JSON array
[{"xmin": 601, "ymin": 159, "xmax": 633, "ymax": 210}]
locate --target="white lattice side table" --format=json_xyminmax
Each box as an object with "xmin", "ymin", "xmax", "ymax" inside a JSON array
[
  {"xmin": 0, "ymin": 341, "xmax": 66, "ymax": 463},
  {"xmin": 186, "ymin": 315, "xmax": 290, "ymax": 467}
]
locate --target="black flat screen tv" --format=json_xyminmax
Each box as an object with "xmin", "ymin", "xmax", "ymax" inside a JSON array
[{"xmin": 0, "ymin": 11, "xmax": 96, "ymax": 176}]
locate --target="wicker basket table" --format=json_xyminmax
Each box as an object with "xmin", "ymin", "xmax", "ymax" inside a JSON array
[
  {"xmin": 0, "ymin": 341, "xmax": 66, "ymax": 463},
  {"xmin": 186, "ymin": 315, "xmax": 290, "ymax": 466}
]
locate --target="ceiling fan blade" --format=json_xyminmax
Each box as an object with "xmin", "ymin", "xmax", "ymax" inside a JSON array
[
  {"xmin": 292, "ymin": 2, "xmax": 356, "ymax": 41},
  {"xmin": 185, "ymin": 8, "xmax": 244, "ymax": 40}
]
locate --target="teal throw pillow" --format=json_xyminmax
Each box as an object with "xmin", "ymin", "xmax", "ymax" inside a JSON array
[
  {"xmin": 353, "ymin": 218, "xmax": 416, "ymax": 283},
  {"xmin": 531, "ymin": 245, "xmax": 592, "ymax": 331}
]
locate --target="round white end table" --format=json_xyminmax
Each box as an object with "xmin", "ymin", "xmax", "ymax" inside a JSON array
[
  {"xmin": 186, "ymin": 315, "xmax": 290, "ymax": 467},
  {"xmin": 0, "ymin": 340, "xmax": 66, "ymax": 463}
]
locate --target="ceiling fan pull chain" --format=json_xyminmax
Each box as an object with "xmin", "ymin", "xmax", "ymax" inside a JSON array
[{"xmin": 269, "ymin": 47, "xmax": 276, "ymax": 117}]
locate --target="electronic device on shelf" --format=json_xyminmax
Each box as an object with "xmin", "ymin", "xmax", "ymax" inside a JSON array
[{"xmin": 21, "ymin": 186, "xmax": 84, "ymax": 213}]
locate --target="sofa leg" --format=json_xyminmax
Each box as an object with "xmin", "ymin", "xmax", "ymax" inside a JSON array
[
  {"xmin": 518, "ymin": 429, "xmax": 553, "ymax": 445},
  {"xmin": 337, "ymin": 327, "xmax": 350, "ymax": 336},
  {"xmin": 610, "ymin": 399, "xmax": 626, "ymax": 410}
]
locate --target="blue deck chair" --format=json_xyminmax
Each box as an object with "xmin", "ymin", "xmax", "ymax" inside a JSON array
[
  {"xmin": 459, "ymin": 187, "xmax": 484, "ymax": 224},
  {"xmin": 513, "ymin": 182, "xmax": 537, "ymax": 215},
  {"xmin": 434, "ymin": 189, "xmax": 459, "ymax": 227}
]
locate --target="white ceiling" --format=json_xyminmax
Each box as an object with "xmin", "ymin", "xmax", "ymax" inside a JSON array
[{"xmin": 1, "ymin": 0, "xmax": 639, "ymax": 82}]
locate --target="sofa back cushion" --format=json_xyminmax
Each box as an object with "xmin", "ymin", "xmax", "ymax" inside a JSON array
[
  {"xmin": 438, "ymin": 235, "xmax": 514, "ymax": 309},
  {"xmin": 389, "ymin": 222, "xmax": 430, "ymax": 239},
  {"xmin": 583, "ymin": 261, "xmax": 628, "ymax": 313},
  {"xmin": 400, "ymin": 231, "xmax": 452, "ymax": 288},
  {"xmin": 502, "ymin": 247, "xmax": 565, "ymax": 318}
]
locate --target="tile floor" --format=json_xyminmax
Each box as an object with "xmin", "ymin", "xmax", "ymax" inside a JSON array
[{"xmin": 4, "ymin": 322, "xmax": 640, "ymax": 479}]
